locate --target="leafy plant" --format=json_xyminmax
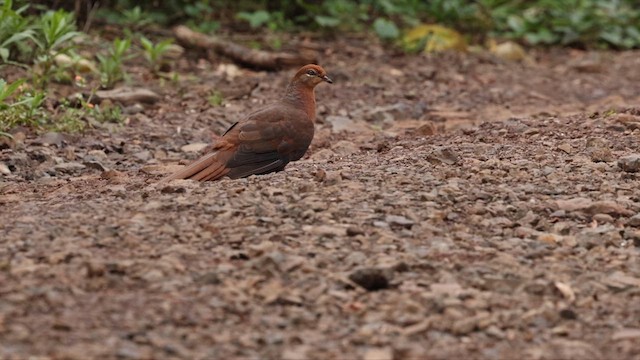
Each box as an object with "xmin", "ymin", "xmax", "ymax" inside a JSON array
[
  {"xmin": 184, "ymin": 1, "xmax": 219, "ymax": 33},
  {"xmin": 139, "ymin": 36, "xmax": 173, "ymax": 74},
  {"xmin": 120, "ymin": 6, "xmax": 155, "ymax": 28},
  {"xmin": 0, "ymin": 78, "xmax": 24, "ymax": 107},
  {"xmin": 0, "ymin": 0, "xmax": 36, "ymax": 64},
  {"xmin": 488, "ymin": 0, "xmax": 640, "ymax": 48},
  {"xmin": 32, "ymin": 9, "xmax": 81, "ymax": 87},
  {"xmin": 0, "ymin": 79, "xmax": 48, "ymax": 132},
  {"xmin": 373, "ymin": 18, "xmax": 399, "ymax": 39},
  {"xmin": 207, "ymin": 90, "xmax": 223, "ymax": 107},
  {"xmin": 97, "ymin": 37, "xmax": 131, "ymax": 88}
]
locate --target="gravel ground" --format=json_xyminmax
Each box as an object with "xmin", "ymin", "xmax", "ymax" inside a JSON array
[{"xmin": 1, "ymin": 41, "xmax": 640, "ymax": 359}]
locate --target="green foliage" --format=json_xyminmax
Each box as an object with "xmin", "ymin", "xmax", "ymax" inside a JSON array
[
  {"xmin": 237, "ymin": 10, "xmax": 270, "ymax": 29},
  {"xmin": 488, "ymin": 0, "xmax": 640, "ymax": 48},
  {"xmin": 120, "ymin": 6, "xmax": 155, "ymax": 28},
  {"xmin": 90, "ymin": 103, "xmax": 123, "ymax": 124},
  {"xmin": 139, "ymin": 36, "xmax": 173, "ymax": 74},
  {"xmin": 0, "ymin": 78, "xmax": 24, "ymax": 106},
  {"xmin": 373, "ymin": 18, "xmax": 399, "ymax": 39},
  {"xmin": 96, "ymin": 4, "xmax": 167, "ymax": 29},
  {"xmin": 184, "ymin": 1, "xmax": 219, "ymax": 33},
  {"xmin": 32, "ymin": 9, "xmax": 81, "ymax": 87},
  {"xmin": 0, "ymin": 0, "xmax": 36, "ymax": 64},
  {"xmin": 207, "ymin": 90, "xmax": 223, "ymax": 107},
  {"xmin": 0, "ymin": 78, "xmax": 48, "ymax": 132},
  {"xmin": 97, "ymin": 37, "xmax": 131, "ymax": 88}
]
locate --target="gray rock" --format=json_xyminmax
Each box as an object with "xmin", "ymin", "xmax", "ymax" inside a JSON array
[
  {"xmin": 628, "ymin": 213, "xmax": 640, "ymax": 227},
  {"xmin": 34, "ymin": 132, "xmax": 66, "ymax": 147},
  {"xmin": 53, "ymin": 162, "xmax": 86, "ymax": 173},
  {"xmin": 385, "ymin": 214, "xmax": 414, "ymax": 229},
  {"xmin": 325, "ymin": 115, "xmax": 354, "ymax": 132},
  {"xmin": 332, "ymin": 140, "xmax": 359, "ymax": 156},
  {"xmin": 618, "ymin": 154, "xmax": 640, "ymax": 172}
]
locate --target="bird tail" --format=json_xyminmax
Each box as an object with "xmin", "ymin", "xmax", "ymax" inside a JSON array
[{"xmin": 161, "ymin": 151, "xmax": 230, "ymax": 182}]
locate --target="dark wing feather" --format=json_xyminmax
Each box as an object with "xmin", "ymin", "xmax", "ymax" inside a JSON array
[{"xmin": 224, "ymin": 104, "xmax": 309, "ymax": 171}]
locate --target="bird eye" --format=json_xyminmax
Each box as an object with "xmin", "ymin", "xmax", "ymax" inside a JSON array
[{"xmin": 306, "ymin": 69, "xmax": 317, "ymax": 76}]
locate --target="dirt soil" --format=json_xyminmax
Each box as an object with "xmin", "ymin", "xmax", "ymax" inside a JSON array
[{"xmin": 2, "ymin": 37, "xmax": 640, "ymax": 359}]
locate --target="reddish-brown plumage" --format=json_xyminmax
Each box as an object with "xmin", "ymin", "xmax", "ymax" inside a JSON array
[{"xmin": 163, "ymin": 64, "xmax": 332, "ymax": 182}]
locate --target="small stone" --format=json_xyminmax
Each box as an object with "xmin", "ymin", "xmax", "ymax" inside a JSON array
[
  {"xmin": 181, "ymin": 143, "xmax": 209, "ymax": 153},
  {"xmin": 618, "ymin": 154, "xmax": 640, "ymax": 173},
  {"xmin": 612, "ymin": 328, "xmax": 640, "ymax": 341},
  {"xmin": 346, "ymin": 226, "xmax": 365, "ymax": 237},
  {"xmin": 85, "ymin": 149, "xmax": 108, "ymax": 161},
  {"xmin": 0, "ymin": 162, "xmax": 10, "ymax": 175},
  {"xmin": 83, "ymin": 161, "xmax": 108, "ymax": 171},
  {"xmin": 613, "ymin": 113, "xmax": 640, "ymax": 130},
  {"xmin": 557, "ymin": 143, "xmax": 572, "ymax": 154},
  {"xmin": 426, "ymin": 147, "xmax": 459, "ymax": 165},
  {"xmin": 332, "ymin": 140, "xmax": 359, "ymax": 156},
  {"xmin": 586, "ymin": 137, "xmax": 613, "ymax": 162},
  {"xmin": 385, "ymin": 214, "xmax": 414, "ymax": 229},
  {"xmin": 141, "ymin": 269, "xmax": 164, "ymax": 282},
  {"xmin": 363, "ymin": 347, "xmax": 393, "ymax": 360},
  {"xmin": 349, "ymin": 267, "xmax": 392, "ymax": 291},
  {"xmin": 101, "ymin": 169, "xmax": 123, "ymax": 179},
  {"xmin": 593, "ymin": 213, "xmax": 614, "ymax": 223},
  {"xmin": 124, "ymin": 103, "xmax": 145, "ymax": 115},
  {"xmin": 302, "ymin": 225, "xmax": 346, "ymax": 237},
  {"xmin": 310, "ymin": 149, "xmax": 335, "ymax": 161},
  {"xmin": 53, "ymin": 162, "xmax": 86, "ymax": 173},
  {"xmin": 538, "ymin": 233, "xmax": 562, "ymax": 245},
  {"xmin": 195, "ymin": 271, "xmax": 221, "ymax": 285},
  {"xmin": 323, "ymin": 171, "xmax": 342, "ymax": 185},
  {"xmin": 326, "ymin": 115, "xmax": 354, "ymax": 133},
  {"xmin": 133, "ymin": 150, "xmax": 152, "ymax": 161},
  {"xmin": 34, "ymin": 132, "xmax": 66, "ymax": 147},
  {"xmin": 628, "ymin": 214, "xmax": 640, "ymax": 227},
  {"xmin": 416, "ymin": 122, "xmax": 436, "ymax": 136},
  {"xmin": 95, "ymin": 87, "xmax": 160, "ymax": 105}
]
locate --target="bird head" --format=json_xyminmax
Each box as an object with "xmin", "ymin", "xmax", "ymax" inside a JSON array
[{"xmin": 293, "ymin": 64, "xmax": 333, "ymax": 87}]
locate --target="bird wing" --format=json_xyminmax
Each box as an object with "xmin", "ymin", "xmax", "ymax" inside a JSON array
[{"xmin": 223, "ymin": 105, "xmax": 311, "ymax": 178}]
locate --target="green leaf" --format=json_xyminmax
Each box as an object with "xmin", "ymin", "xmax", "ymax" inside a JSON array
[
  {"xmin": 314, "ymin": 15, "xmax": 340, "ymax": 27},
  {"xmin": 506, "ymin": 15, "xmax": 524, "ymax": 33},
  {"xmin": 373, "ymin": 18, "xmax": 399, "ymax": 39},
  {"xmin": 237, "ymin": 10, "xmax": 271, "ymax": 29},
  {"xmin": 0, "ymin": 78, "xmax": 24, "ymax": 103},
  {"xmin": 0, "ymin": 48, "xmax": 8, "ymax": 61}
]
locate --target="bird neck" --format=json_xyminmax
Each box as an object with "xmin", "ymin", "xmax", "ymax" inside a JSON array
[{"xmin": 283, "ymin": 81, "xmax": 316, "ymax": 121}]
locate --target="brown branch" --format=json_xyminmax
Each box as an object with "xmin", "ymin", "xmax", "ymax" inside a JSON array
[{"xmin": 172, "ymin": 25, "xmax": 317, "ymax": 70}]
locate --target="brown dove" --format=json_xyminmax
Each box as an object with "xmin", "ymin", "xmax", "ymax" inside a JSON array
[{"xmin": 163, "ymin": 64, "xmax": 332, "ymax": 182}]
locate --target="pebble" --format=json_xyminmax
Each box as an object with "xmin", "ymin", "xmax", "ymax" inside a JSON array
[
  {"xmin": 557, "ymin": 143, "xmax": 572, "ymax": 154},
  {"xmin": 385, "ymin": 214, "xmax": 414, "ymax": 229},
  {"xmin": 593, "ymin": 213, "xmax": 614, "ymax": 223},
  {"xmin": 181, "ymin": 143, "xmax": 209, "ymax": 153},
  {"xmin": 618, "ymin": 154, "xmax": 640, "ymax": 172},
  {"xmin": 134, "ymin": 150, "xmax": 152, "ymax": 161},
  {"xmin": 586, "ymin": 137, "xmax": 614, "ymax": 162},
  {"xmin": 363, "ymin": 347, "xmax": 393, "ymax": 360},
  {"xmin": 628, "ymin": 214, "xmax": 640, "ymax": 227},
  {"xmin": 332, "ymin": 140, "xmax": 359, "ymax": 156},
  {"xmin": 53, "ymin": 162, "xmax": 86, "ymax": 173},
  {"xmin": 349, "ymin": 267, "xmax": 392, "ymax": 291},
  {"xmin": 0, "ymin": 162, "xmax": 10, "ymax": 175},
  {"xmin": 325, "ymin": 115, "xmax": 354, "ymax": 133}
]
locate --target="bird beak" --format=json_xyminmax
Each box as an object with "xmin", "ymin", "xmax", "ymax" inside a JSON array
[{"xmin": 321, "ymin": 75, "xmax": 333, "ymax": 84}]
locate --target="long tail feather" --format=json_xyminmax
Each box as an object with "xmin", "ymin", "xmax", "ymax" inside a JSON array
[{"xmin": 161, "ymin": 151, "xmax": 224, "ymax": 182}]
